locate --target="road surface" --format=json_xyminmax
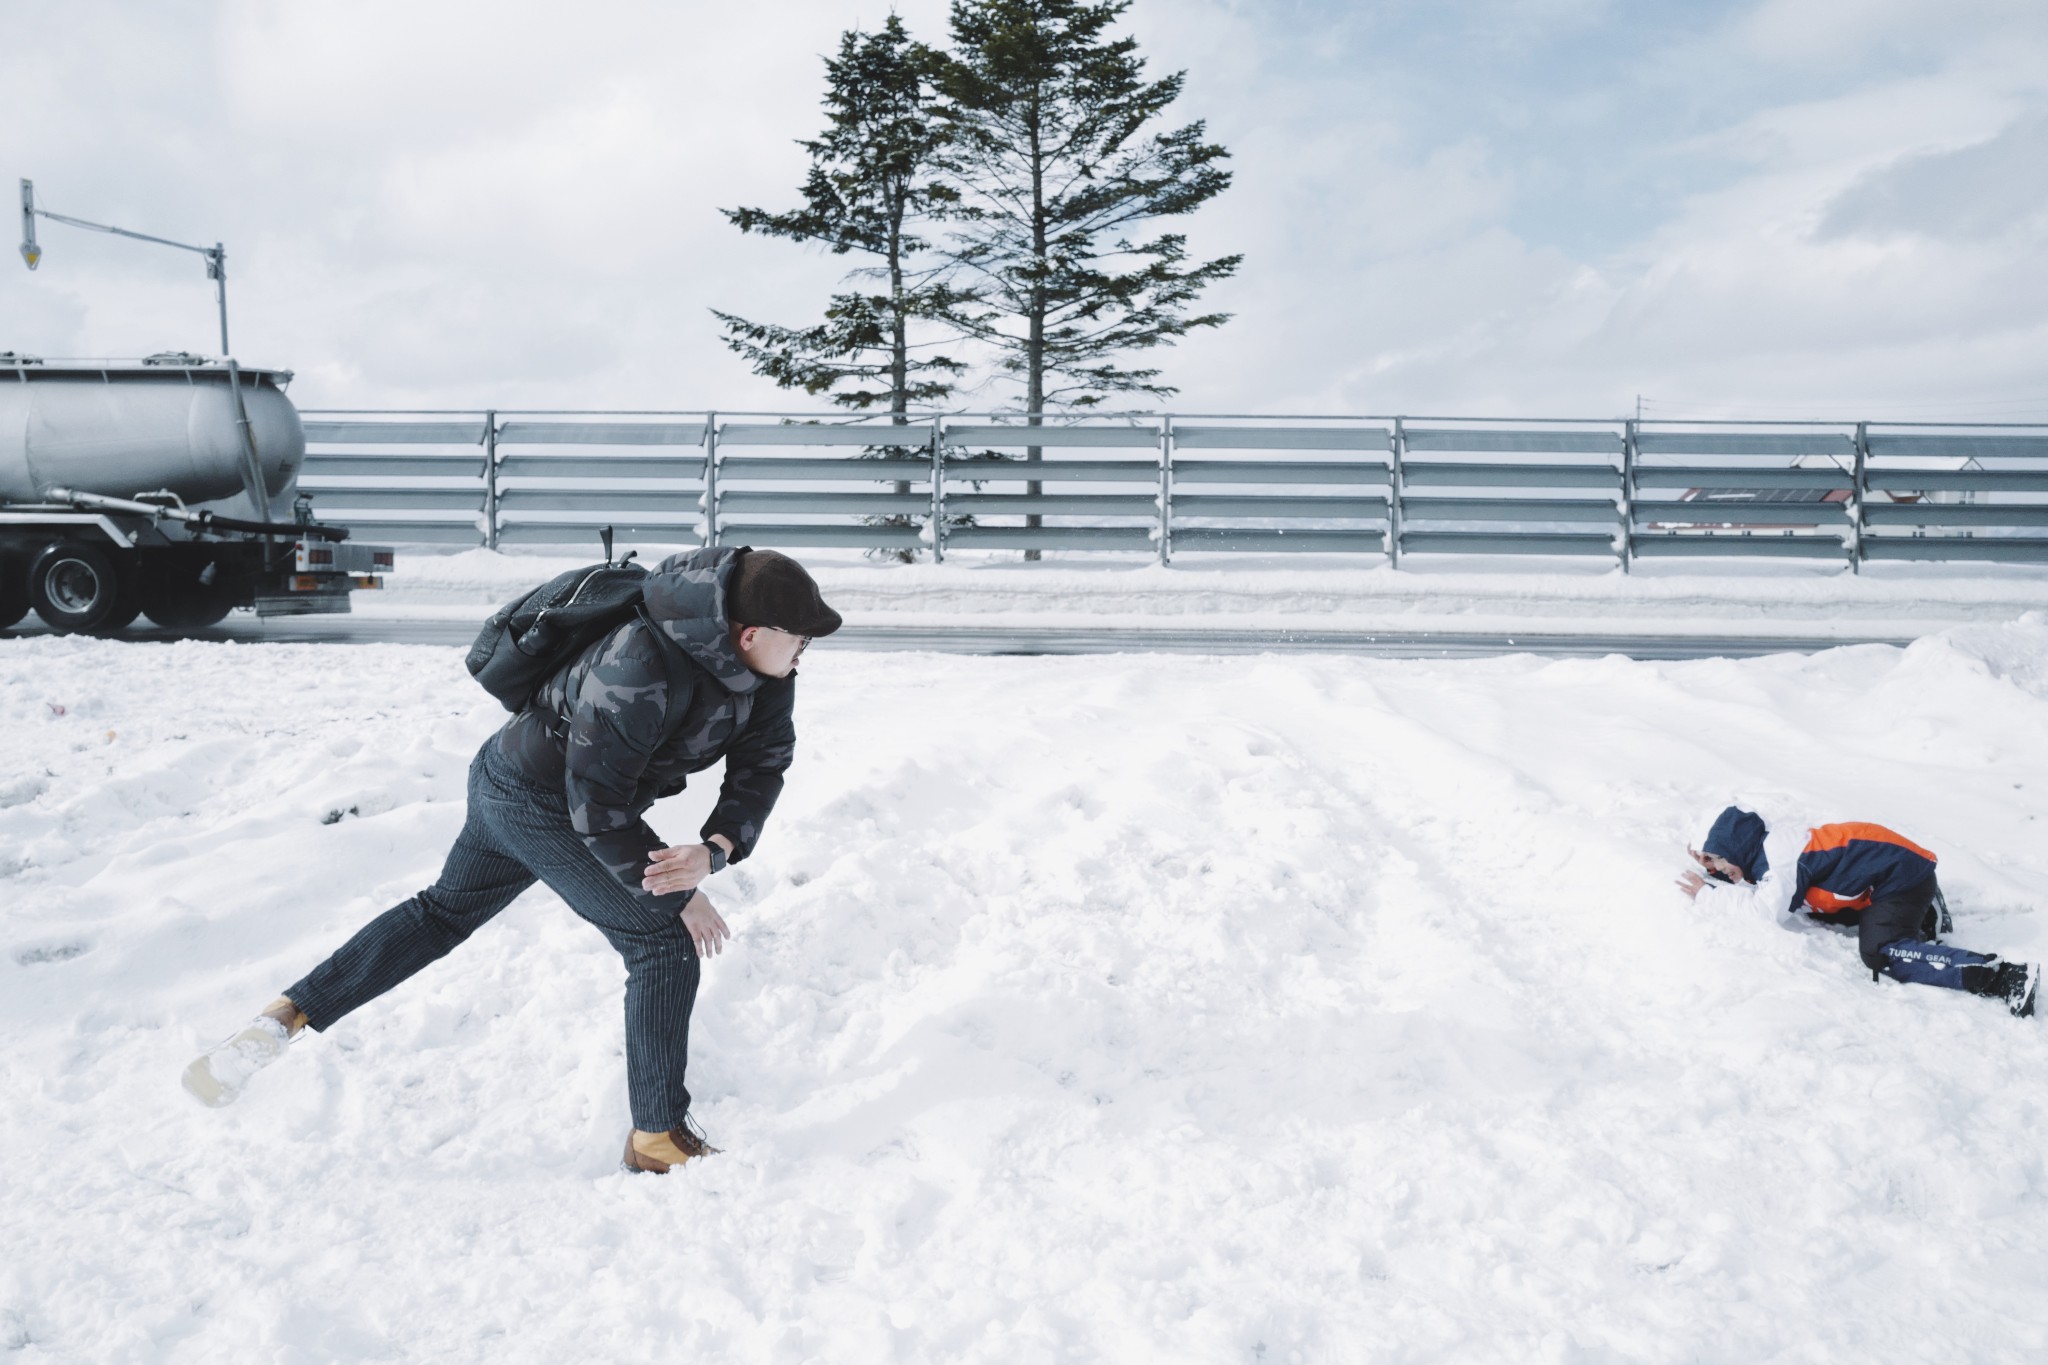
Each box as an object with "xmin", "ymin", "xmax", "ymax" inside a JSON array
[{"xmin": 2, "ymin": 616, "xmax": 1923, "ymax": 659}]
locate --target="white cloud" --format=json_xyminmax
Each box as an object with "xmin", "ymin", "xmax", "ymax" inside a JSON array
[
  {"xmin": 2, "ymin": 0, "xmax": 2044, "ymax": 420},
  {"xmin": 1819, "ymin": 115, "xmax": 2048, "ymax": 242},
  {"xmin": 1729, "ymin": 0, "xmax": 2039, "ymax": 67},
  {"xmin": 1156, "ymin": 0, "xmax": 2048, "ymax": 417}
]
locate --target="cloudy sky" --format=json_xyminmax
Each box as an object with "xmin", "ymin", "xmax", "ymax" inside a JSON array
[{"xmin": 2, "ymin": 0, "xmax": 2044, "ymax": 421}]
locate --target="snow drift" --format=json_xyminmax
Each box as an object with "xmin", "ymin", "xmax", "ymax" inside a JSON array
[{"xmin": 4, "ymin": 622, "xmax": 2048, "ymax": 1361}]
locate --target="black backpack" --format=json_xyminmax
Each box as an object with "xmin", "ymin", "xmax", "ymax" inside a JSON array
[{"xmin": 465, "ymin": 529, "xmax": 692, "ymax": 724}]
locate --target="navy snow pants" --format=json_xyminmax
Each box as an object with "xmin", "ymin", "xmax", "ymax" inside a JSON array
[{"xmin": 1849, "ymin": 874, "xmax": 1996, "ymax": 991}]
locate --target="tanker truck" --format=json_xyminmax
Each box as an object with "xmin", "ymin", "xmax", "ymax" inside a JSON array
[{"xmin": 0, "ymin": 353, "xmax": 393, "ymax": 632}]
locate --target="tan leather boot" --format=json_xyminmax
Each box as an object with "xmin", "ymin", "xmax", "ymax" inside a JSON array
[
  {"xmin": 623, "ymin": 1121, "xmax": 722, "ymax": 1173},
  {"xmin": 261, "ymin": 997, "xmax": 309, "ymax": 1035}
]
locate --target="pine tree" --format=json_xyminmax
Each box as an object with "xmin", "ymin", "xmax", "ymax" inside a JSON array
[
  {"xmin": 935, "ymin": 0, "xmax": 1240, "ymax": 554},
  {"xmin": 936, "ymin": 0, "xmax": 1241, "ymax": 414},
  {"xmin": 714, "ymin": 15, "xmax": 961, "ymax": 418}
]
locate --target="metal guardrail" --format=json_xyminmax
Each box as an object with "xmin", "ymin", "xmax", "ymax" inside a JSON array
[{"xmin": 295, "ymin": 411, "xmax": 2048, "ymax": 569}]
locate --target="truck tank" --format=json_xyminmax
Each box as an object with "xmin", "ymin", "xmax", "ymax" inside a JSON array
[
  {"xmin": 0, "ymin": 357, "xmax": 303, "ymax": 508},
  {"xmin": 1, "ymin": 354, "xmax": 389, "ymax": 634}
]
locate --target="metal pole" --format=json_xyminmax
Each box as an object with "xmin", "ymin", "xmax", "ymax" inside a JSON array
[
  {"xmin": 1621, "ymin": 418, "xmax": 1637, "ymax": 574},
  {"xmin": 703, "ymin": 411, "xmax": 719, "ymax": 548},
  {"xmin": 19, "ymin": 180, "xmax": 38, "ymax": 268},
  {"xmin": 1025, "ymin": 408, "xmax": 1042, "ymax": 562},
  {"xmin": 223, "ymin": 359, "xmax": 273, "ymax": 549},
  {"xmin": 1852, "ymin": 421, "xmax": 1869, "ymax": 574},
  {"xmin": 1158, "ymin": 413, "xmax": 1173, "ymax": 567},
  {"xmin": 19, "ymin": 182, "xmax": 232, "ymax": 358},
  {"xmin": 1390, "ymin": 418, "xmax": 1406, "ymax": 569},
  {"xmin": 930, "ymin": 416, "xmax": 945, "ymax": 564},
  {"xmin": 209, "ymin": 245, "xmax": 229, "ymax": 355},
  {"xmin": 483, "ymin": 409, "xmax": 499, "ymax": 551}
]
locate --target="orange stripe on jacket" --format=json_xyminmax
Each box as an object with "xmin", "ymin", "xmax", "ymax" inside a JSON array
[
  {"xmin": 1803, "ymin": 822, "xmax": 1937, "ymax": 861},
  {"xmin": 1800, "ymin": 822, "xmax": 1938, "ymax": 913}
]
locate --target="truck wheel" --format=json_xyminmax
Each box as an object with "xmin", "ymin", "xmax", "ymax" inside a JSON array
[
  {"xmin": 27, "ymin": 542, "xmax": 129, "ymax": 633},
  {"xmin": 141, "ymin": 576, "xmax": 237, "ymax": 629},
  {"xmin": 99, "ymin": 584, "xmax": 144, "ymax": 632},
  {"xmin": 0, "ymin": 557, "xmax": 28, "ymax": 630}
]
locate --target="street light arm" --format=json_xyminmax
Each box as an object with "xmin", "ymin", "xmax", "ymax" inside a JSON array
[
  {"xmin": 19, "ymin": 178, "xmax": 231, "ymax": 354},
  {"xmin": 29, "ymin": 207, "xmax": 220, "ymax": 261}
]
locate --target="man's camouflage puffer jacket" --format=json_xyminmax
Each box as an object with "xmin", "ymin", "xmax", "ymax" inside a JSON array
[{"xmin": 496, "ymin": 545, "xmax": 796, "ymax": 902}]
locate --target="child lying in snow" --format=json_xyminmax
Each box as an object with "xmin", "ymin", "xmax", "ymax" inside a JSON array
[{"xmin": 1679, "ymin": 805, "xmax": 2038, "ymax": 1017}]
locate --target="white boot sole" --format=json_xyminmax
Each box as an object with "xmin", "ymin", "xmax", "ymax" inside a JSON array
[{"xmin": 181, "ymin": 1018, "xmax": 291, "ymax": 1108}]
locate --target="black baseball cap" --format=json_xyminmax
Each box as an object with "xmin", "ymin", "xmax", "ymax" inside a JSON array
[{"xmin": 727, "ymin": 549, "xmax": 843, "ymax": 637}]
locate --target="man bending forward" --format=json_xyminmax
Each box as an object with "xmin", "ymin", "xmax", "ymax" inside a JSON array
[{"xmin": 184, "ymin": 547, "xmax": 841, "ymax": 1171}]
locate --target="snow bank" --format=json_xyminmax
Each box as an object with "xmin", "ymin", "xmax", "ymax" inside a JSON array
[
  {"xmin": 4, "ymin": 626, "xmax": 2048, "ymax": 1361},
  {"xmin": 374, "ymin": 547, "xmax": 2048, "ymax": 639}
]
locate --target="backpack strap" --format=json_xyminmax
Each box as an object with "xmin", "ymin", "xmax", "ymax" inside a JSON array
[
  {"xmin": 729, "ymin": 679, "xmax": 755, "ymax": 739},
  {"xmin": 637, "ymin": 605, "xmax": 700, "ymax": 747},
  {"xmin": 640, "ymin": 607, "xmax": 755, "ymax": 745}
]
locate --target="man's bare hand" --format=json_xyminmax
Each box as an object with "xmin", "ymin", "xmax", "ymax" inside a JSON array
[
  {"xmin": 642, "ymin": 844, "xmax": 710, "ymax": 895},
  {"xmin": 642, "ymin": 837, "xmax": 732, "ymax": 896},
  {"xmin": 681, "ymin": 892, "xmax": 730, "ymax": 959},
  {"xmin": 1677, "ymin": 868, "xmax": 1710, "ymax": 900}
]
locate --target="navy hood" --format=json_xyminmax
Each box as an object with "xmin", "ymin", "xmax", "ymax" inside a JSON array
[
  {"xmin": 641, "ymin": 545, "xmax": 762, "ymax": 695},
  {"xmin": 1702, "ymin": 806, "xmax": 1770, "ymax": 882}
]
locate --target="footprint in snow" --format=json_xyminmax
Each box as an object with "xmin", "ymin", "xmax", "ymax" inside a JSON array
[
  {"xmin": 15, "ymin": 940, "xmax": 92, "ymax": 966},
  {"xmin": 0, "ymin": 775, "xmax": 49, "ymax": 808}
]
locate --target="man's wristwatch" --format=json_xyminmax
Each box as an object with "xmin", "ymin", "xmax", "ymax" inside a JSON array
[{"xmin": 702, "ymin": 841, "xmax": 729, "ymax": 873}]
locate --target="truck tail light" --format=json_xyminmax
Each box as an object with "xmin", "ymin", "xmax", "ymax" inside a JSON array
[
  {"xmin": 291, "ymin": 575, "xmax": 322, "ymax": 592},
  {"xmin": 372, "ymin": 551, "xmax": 395, "ymax": 568},
  {"xmin": 306, "ymin": 547, "xmax": 335, "ymax": 566}
]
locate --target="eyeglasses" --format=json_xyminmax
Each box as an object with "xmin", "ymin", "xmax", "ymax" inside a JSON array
[{"xmin": 769, "ymin": 627, "xmax": 812, "ymax": 655}]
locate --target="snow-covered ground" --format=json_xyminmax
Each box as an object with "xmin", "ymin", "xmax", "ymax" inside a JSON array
[
  {"xmin": 366, "ymin": 547, "xmax": 2048, "ymax": 641},
  {"xmin": 6, "ymin": 622, "xmax": 2048, "ymax": 1362}
]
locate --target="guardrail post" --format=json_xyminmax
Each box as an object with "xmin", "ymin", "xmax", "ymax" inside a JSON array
[
  {"xmin": 482, "ymin": 409, "xmax": 499, "ymax": 550},
  {"xmin": 1390, "ymin": 417, "xmax": 1406, "ymax": 569},
  {"xmin": 1620, "ymin": 418, "xmax": 1636, "ymax": 573},
  {"xmin": 1158, "ymin": 413, "xmax": 1174, "ymax": 566},
  {"xmin": 930, "ymin": 416, "xmax": 945, "ymax": 564},
  {"xmin": 703, "ymin": 411, "xmax": 719, "ymax": 548},
  {"xmin": 1851, "ymin": 420, "xmax": 1869, "ymax": 573}
]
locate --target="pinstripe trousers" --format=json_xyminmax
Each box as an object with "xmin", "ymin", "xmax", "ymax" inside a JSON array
[{"xmin": 285, "ymin": 739, "xmax": 701, "ymax": 1132}]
